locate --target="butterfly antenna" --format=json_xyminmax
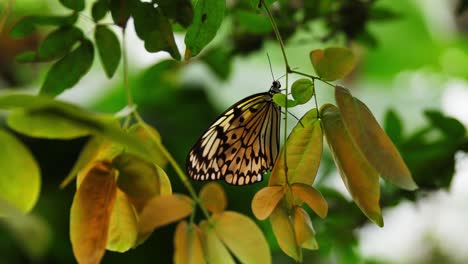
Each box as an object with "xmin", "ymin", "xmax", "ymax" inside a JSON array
[
  {"xmin": 277, "ymin": 66, "xmax": 300, "ymax": 81},
  {"xmin": 281, "ymin": 110, "xmax": 304, "ymax": 127},
  {"xmin": 266, "ymin": 53, "xmax": 275, "ymax": 81}
]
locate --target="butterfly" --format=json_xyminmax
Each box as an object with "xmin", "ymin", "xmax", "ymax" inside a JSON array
[{"xmin": 186, "ymin": 81, "xmax": 282, "ymax": 186}]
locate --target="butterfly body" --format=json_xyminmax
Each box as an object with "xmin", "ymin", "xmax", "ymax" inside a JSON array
[{"xmin": 186, "ymin": 81, "xmax": 282, "ymax": 186}]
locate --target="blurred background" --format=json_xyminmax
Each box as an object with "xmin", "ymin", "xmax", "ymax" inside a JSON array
[{"xmin": 1, "ymin": 0, "xmax": 467, "ymax": 263}]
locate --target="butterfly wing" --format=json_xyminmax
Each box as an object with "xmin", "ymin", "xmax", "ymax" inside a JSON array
[{"xmin": 186, "ymin": 92, "xmax": 280, "ymax": 185}]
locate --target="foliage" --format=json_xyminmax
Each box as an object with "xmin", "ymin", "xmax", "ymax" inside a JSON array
[{"xmin": 0, "ymin": 0, "xmax": 466, "ymax": 263}]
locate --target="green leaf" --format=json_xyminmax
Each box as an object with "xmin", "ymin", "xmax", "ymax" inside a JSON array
[
  {"xmin": 37, "ymin": 26, "xmax": 84, "ymax": 61},
  {"xmin": 40, "ymin": 39, "xmax": 94, "ymax": 96},
  {"xmin": 291, "ymin": 78, "xmax": 314, "ymax": 104},
  {"xmin": 0, "ymin": 94, "xmax": 151, "ymax": 158},
  {"xmin": 272, "ymin": 93, "xmax": 297, "ymax": 108},
  {"xmin": 16, "ymin": 51, "xmax": 37, "ymax": 63},
  {"xmin": 424, "ymin": 110, "xmax": 466, "ymax": 139},
  {"xmin": 95, "ymin": 25, "xmax": 121, "ymax": 78},
  {"xmin": 321, "ymin": 104, "xmax": 383, "ymax": 227},
  {"xmin": 369, "ymin": 7, "xmax": 400, "ymax": 21},
  {"xmin": 200, "ymin": 221, "xmax": 236, "ymax": 264},
  {"xmin": 0, "ymin": 130, "xmax": 41, "ymax": 215},
  {"xmin": 59, "ymin": 0, "xmax": 85, "ymax": 11},
  {"xmin": 92, "ymin": 0, "xmax": 109, "ymax": 21},
  {"xmin": 155, "ymin": 0, "xmax": 194, "ymax": 28},
  {"xmin": 310, "ymin": 47, "xmax": 356, "ymax": 81},
  {"xmin": 234, "ymin": 10, "xmax": 271, "ymax": 34},
  {"xmin": 132, "ymin": 1, "xmax": 180, "ymax": 60},
  {"xmin": 184, "ymin": 0, "xmax": 225, "ymax": 58},
  {"xmin": 109, "ymin": 0, "xmax": 133, "ymax": 27},
  {"xmin": 270, "ymin": 109, "xmax": 322, "ymax": 185},
  {"xmin": 335, "ymin": 86, "xmax": 417, "ymax": 191},
  {"xmin": 10, "ymin": 14, "xmax": 78, "ymax": 38},
  {"xmin": 384, "ymin": 109, "xmax": 403, "ymax": 145},
  {"xmin": 248, "ymin": 0, "xmax": 276, "ymax": 9}
]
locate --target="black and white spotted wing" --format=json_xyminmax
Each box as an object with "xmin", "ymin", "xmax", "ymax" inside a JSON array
[{"xmin": 186, "ymin": 82, "xmax": 282, "ymax": 186}]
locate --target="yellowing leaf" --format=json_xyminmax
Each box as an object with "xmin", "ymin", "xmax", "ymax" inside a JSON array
[
  {"xmin": 213, "ymin": 211, "xmax": 271, "ymax": 264},
  {"xmin": 174, "ymin": 221, "xmax": 205, "ymax": 264},
  {"xmin": 335, "ymin": 86, "xmax": 417, "ymax": 190},
  {"xmin": 70, "ymin": 162, "xmax": 117, "ymax": 264},
  {"xmin": 199, "ymin": 220, "xmax": 235, "ymax": 264},
  {"xmin": 0, "ymin": 130, "xmax": 40, "ymax": 215},
  {"xmin": 310, "ymin": 47, "xmax": 356, "ymax": 81},
  {"xmin": 251, "ymin": 185, "xmax": 286, "ymax": 220},
  {"xmin": 270, "ymin": 109, "xmax": 322, "ymax": 186},
  {"xmin": 293, "ymin": 207, "xmax": 318, "ymax": 250},
  {"xmin": 113, "ymin": 153, "xmax": 161, "ymax": 211},
  {"xmin": 199, "ymin": 182, "xmax": 227, "ymax": 213},
  {"xmin": 106, "ymin": 190, "xmax": 138, "ymax": 252},
  {"xmin": 139, "ymin": 194, "xmax": 193, "ymax": 234},
  {"xmin": 291, "ymin": 183, "xmax": 328, "ymax": 219},
  {"xmin": 269, "ymin": 202, "xmax": 301, "ymax": 261},
  {"xmin": 321, "ymin": 104, "xmax": 383, "ymax": 227}
]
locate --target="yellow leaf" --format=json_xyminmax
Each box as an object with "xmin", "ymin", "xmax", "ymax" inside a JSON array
[
  {"xmin": 290, "ymin": 183, "xmax": 328, "ymax": 219},
  {"xmin": 251, "ymin": 185, "xmax": 286, "ymax": 220},
  {"xmin": 213, "ymin": 211, "xmax": 271, "ymax": 264},
  {"xmin": 139, "ymin": 194, "xmax": 193, "ymax": 234},
  {"xmin": 270, "ymin": 109, "xmax": 323, "ymax": 186},
  {"xmin": 335, "ymin": 86, "xmax": 417, "ymax": 190},
  {"xmin": 293, "ymin": 207, "xmax": 318, "ymax": 250},
  {"xmin": 129, "ymin": 124, "xmax": 168, "ymax": 168},
  {"xmin": 321, "ymin": 104, "xmax": 383, "ymax": 227},
  {"xmin": 199, "ymin": 220, "xmax": 235, "ymax": 264},
  {"xmin": 70, "ymin": 162, "xmax": 117, "ymax": 264},
  {"xmin": 106, "ymin": 190, "xmax": 138, "ymax": 252},
  {"xmin": 269, "ymin": 202, "xmax": 301, "ymax": 261},
  {"xmin": 310, "ymin": 47, "xmax": 356, "ymax": 81},
  {"xmin": 0, "ymin": 129, "xmax": 40, "ymax": 215},
  {"xmin": 199, "ymin": 182, "xmax": 227, "ymax": 213},
  {"xmin": 174, "ymin": 221, "xmax": 205, "ymax": 264}
]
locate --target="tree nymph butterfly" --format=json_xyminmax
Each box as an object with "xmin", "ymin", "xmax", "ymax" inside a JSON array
[{"xmin": 186, "ymin": 81, "xmax": 282, "ymax": 185}]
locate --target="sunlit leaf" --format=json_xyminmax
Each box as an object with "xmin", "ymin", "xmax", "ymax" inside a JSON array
[
  {"xmin": 156, "ymin": 0, "xmax": 194, "ymax": 28},
  {"xmin": 335, "ymin": 86, "xmax": 417, "ymax": 190},
  {"xmin": 293, "ymin": 207, "xmax": 318, "ymax": 250},
  {"xmin": 132, "ymin": 1, "xmax": 180, "ymax": 60},
  {"xmin": 272, "ymin": 93, "xmax": 298, "ymax": 108},
  {"xmin": 291, "ymin": 78, "xmax": 314, "ymax": 104},
  {"xmin": 70, "ymin": 161, "xmax": 117, "ymax": 264},
  {"xmin": 59, "ymin": 0, "xmax": 85, "ymax": 11},
  {"xmin": 0, "ymin": 199, "xmax": 51, "ymax": 259},
  {"xmin": 113, "ymin": 153, "xmax": 163, "ymax": 211},
  {"xmin": 139, "ymin": 194, "xmax": 193, "ymax": 234},
  {"xmin": 37, "ymin": 26, "xmax": 84, "ymax": 61},
  {"xmin": 10, "ymin": 14, "xmax": 78, "ymax": 38},
  {"xmin": 106, "ymin": 190, "xmax": 138, "ymax": 252},
  {"xmin": 213, "ymin": 211, "xmax": 271, "ymax": 264},
  {"xmin": 7, "ymin": 109, "xmax": 90, "ymax": 139},
  {"xmin": 251, "ymin": 185, "xmax": 285, "ymax": 220},
  {"xmin": 109, "ymin": 0, "xmax": 131, "ymax": 27},
  {"xmin": 310, "ymin": 47, "xmax": 356, "ymax": 81},
  {"xmin": 92, "ymin": 0, "xmax": 109, "ymax": 21},
  {"xmin": 199, "ymin": 182, "xmax": 227, "ymax": 213},
  {"xmin": 321, "ymin": 104, "xmax": 383, "ymax": 227},
  {"xmin": 199, "ymin": 220, "xmax": 236, "ymax": 264},
  {"xmin": 174, "ymin": 221, "xmax": 205, "ymax": 264},
  {"xmin": 291, "ymin": 183, "xmax": 327, "ymax": 219},
  {"xmin": 41, "ymin": 39, "xmax": 94, "ymax": 96},
  {"xmin": 0, "ymin": 130, "xmax": 40, "ymax": 215},
  {"xmin": 270, "ymin": 109, "xmax": 322, "ymax": 185},
  {"xmin": 184, "ymin": 0, "xmax": 225, "ymax": 58},
  {"xmin": 269, "ymin": 202, "xmax": 301, "ymax": 261},
  {"xmin": 95, "ymin": 25, "xmax": 121, "ymax": 78}
]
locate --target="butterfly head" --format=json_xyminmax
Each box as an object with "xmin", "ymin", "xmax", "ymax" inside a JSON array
[{"xmin": 269, "ymin": 80, "xmax": 281, "ymax": 94}]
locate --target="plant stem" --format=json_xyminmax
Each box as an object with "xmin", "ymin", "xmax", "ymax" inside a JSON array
[
  {"xmin": 0, "ymin": 0, "xmax": 14, "ymax": 34},
  {"xmin": 122, "ymin": 28, "xmax": 133, "ymax": 129}
]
